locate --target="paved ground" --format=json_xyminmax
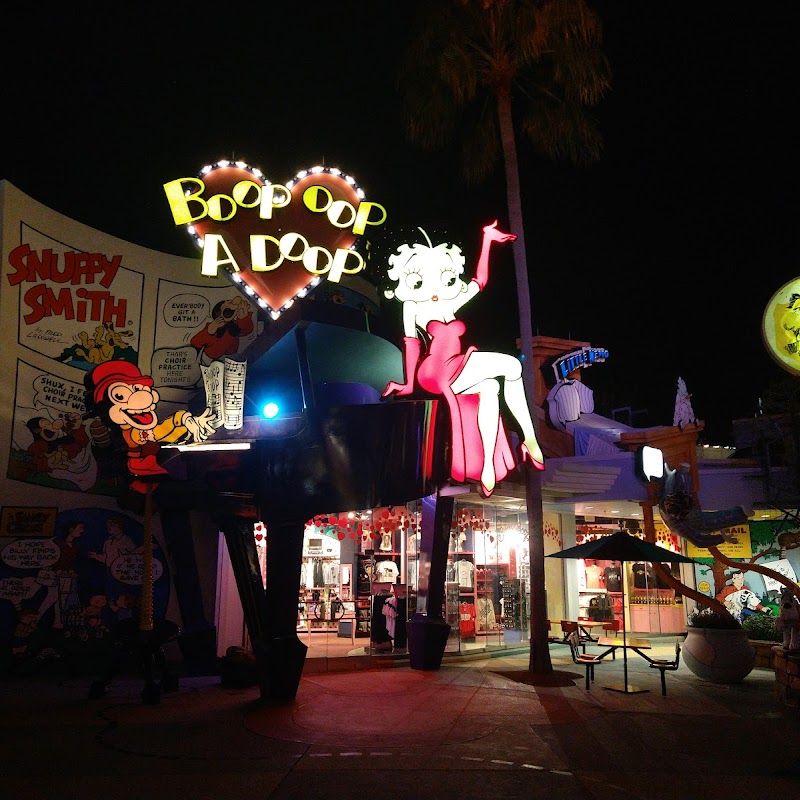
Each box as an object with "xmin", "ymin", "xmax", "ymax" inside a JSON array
[{"xmin": 4, "ymin": 636, "xmax": 799, "ymax": 800}]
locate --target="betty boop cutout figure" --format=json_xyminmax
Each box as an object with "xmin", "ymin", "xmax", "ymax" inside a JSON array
[{"xmin": 382, "ymin": 221, "xmax": 544, "ymax": 497}]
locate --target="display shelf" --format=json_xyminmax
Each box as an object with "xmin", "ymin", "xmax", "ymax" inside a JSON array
[
  {"xmin": 473, "ymin": 563, "xmax": 508, "ymax": 634},
  {"xmin": 353, "ymin": 553, "xmax": 374, "ymax": 638},
  {"xmin": 631, "ymin": 588, "xmax": 675, "ymax": 605}
]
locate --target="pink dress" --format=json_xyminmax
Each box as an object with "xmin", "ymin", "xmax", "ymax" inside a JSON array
[{"xmin": 416, "ymin": 320, "xmax": 516, "ymax": 484}]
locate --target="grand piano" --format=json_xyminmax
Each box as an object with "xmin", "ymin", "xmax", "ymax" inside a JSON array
[{"xmin": 174, "ymin": 306, "xmax": 458, "ymax": 703}]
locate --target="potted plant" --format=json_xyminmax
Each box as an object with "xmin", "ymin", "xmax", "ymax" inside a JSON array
[
  {"xmin": 682, "ymin": 606, "xmax": 756, "ymax": 684},
  {"xmin": 741, "ymin": 613, "xmax": 782, "ymax": 669}
]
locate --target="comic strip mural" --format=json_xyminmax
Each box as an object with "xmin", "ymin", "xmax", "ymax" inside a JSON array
[
  {"xmin": 0, "ymin": 506, "xmax": 169, "ymax": 667},
  {"xmin": 1, "ymin": 182, "xmax": 249, "ymax": 668},
  {"xmin": 152, "ymin": 278, "xmax": 257, "ymax": 390},
  {"xmin": 690, "ymin": 519, "xmax": 800, "ymax": 620}
]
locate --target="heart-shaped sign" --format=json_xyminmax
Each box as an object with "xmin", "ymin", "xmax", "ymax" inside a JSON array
[{"xmin": 176, "ymin": 160, "xmax": 374, "ymax": 317}]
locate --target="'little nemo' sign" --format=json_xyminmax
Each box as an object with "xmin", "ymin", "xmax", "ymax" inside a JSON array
[{"xmin": 163, "ymin": 160, "xmax": 387, "ymax": 318}]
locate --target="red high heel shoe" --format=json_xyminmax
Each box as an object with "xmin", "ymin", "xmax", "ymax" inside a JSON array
[{"xmin": 519, "ymin": 442, "xmax": 545, "ymax": 471}]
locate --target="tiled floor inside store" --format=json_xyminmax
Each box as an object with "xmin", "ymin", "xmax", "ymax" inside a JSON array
[{"xmin": 299, "ymin": 627, "xmax": 530, "ymax": 665}]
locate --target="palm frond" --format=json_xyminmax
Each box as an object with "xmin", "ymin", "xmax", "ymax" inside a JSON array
[{"xmin": 398, "ymin": 0, "xmax": 611, "ymax": 175}]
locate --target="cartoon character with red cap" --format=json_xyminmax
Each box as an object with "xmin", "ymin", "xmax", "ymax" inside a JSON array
[{"xmin": 86, "ymin": 360, "xmax": 216, "ymax": 492}]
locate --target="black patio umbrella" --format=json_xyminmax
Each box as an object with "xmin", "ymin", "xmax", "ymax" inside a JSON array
[{"xmin": 548, "ymin": 529, "xmax": 697, "ymax": 693}]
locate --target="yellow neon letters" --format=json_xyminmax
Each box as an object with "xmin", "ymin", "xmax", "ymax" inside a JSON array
[
  {"xmin": 228, "ymin": 234, "xmax": 364, "ymax": 281},
  {"xmin": 164, "ymin": 173, "xmax": 384, "ymax": 283},
  {"xmin": 201, "ymin": 234, "xmax": 240, "ymax": 277},
  {"xmin": 163, "ymin": 176, "xmax": 386, "ymax": 230}
]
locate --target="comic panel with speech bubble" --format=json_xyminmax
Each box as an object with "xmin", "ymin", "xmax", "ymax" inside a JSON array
[
  {"xmin": 6, "ymin": 360, "xmax": 106, "ymax": 493},
  {"xmin": 151, "ymin": 278, "xmax": 259, "ymax": 390},
  {"xmin": 0, "ymin": 507, "xmax": 169, "ymax": 662}
]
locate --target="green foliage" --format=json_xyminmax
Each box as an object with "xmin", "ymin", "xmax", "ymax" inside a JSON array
[
  {"xmin": 687, "ymin": 606, "xmax": 741, "ymax": 629},
  {"xmin": 748, "ymin": 519, "xmax": 781, "ymax": 554},
  {"xmin": 742, "ymin": 612, "xmax": 782, "ymax": 642},
  {"xmin": 397, "ymin": 0, "xmax": 612, "ymax": 183}
]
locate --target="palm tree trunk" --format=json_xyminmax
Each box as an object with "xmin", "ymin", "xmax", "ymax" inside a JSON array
[{"xmin": 497, "ymin": 88, "xmax": 553, "ymax": 674}]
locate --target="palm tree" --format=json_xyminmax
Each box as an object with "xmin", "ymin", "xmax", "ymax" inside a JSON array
[{"xmin": 398, "ymin": 0, "xmax": 610, "ymax": 673}]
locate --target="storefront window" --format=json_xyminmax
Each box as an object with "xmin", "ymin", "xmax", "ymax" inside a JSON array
[
  {"xmin": 572, "ymin": 522, "xmax": 687, "ymax": 637},
  {"xmin": 217, "ymin": 500, "xmax": 566, "ymax": 662}
]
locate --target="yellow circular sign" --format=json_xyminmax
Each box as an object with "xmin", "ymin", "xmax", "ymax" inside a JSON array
[
  {"xmin": 698, "ymin": 580, "xmax": 710, "ymax": 594},
  {"xmin": 763, "ymin": 276, "xmax": 800, "ymax": 376}
]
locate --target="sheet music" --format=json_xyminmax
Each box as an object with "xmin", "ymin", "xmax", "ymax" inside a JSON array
[
  {"xmin": 222, "ymin": 357, "xmax": 247, "ymax": 430},
  {"xmin": 200, "ymin": 360, "xmax": 225, "ymax": 428},
  {"xmin": 200, "ymin": 357, "xmax": 247, "ymax": 431}
]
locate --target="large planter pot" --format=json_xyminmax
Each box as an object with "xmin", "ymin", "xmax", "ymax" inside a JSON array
[{"xmin": 683, "ymin": 627, "xmax": 756, "ymax": 684}]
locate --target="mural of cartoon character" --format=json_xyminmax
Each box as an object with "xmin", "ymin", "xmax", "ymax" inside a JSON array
[
  {"xmin": 716, "ymin": 569, "xmax": 771, "ymax": 623},
  {"xmin": 85, "ymin": 360, "xmax": 216, "ymax": 493},
  {"xmin": 110, "ymin": 592, "xmax": 139, "ymax": 621},
  {"xmin": 22, "ymin": 411, "xmax": 93, "ymax": 490},
  {"xmin": 56, "ymin": 322, "xmax": 137, "ymax": 368},
  {"xmin": 773, "ymin": 292, "xmax": 800, "ymax": 365},
  {"xmin": 89, "ymin": 516, "xmax": 136, "ymax": 567},
  {"xmin": 190, "ymin": 295, "xmax": 254, "ymax": 363},
  {"xmin": 79, "ymin": 594, "xmax": 109, "ymax": 639},
  {"xmin": 25, "ymin": 416, "xmax": 72, "ymax": 473},
  {"xmin": 11, "ymin": 607, "xmax": 42, "ymax": 658},
  {"xmin": 41, "ymin": 520, "xmax": 85, "ymax": 629}
]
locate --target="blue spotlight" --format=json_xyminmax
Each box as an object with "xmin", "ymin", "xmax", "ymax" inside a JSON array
[{"xmin": 262, "ymin": 402, "xmax": 280, "ymax": 419}]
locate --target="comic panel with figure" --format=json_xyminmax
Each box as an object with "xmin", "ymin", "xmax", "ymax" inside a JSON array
[
  {"xmin": 151, "ymin": 278, "xmax": 259, "ymax": 391},
  {"xmin": 7, "ymin": 360, "xmax": 114, "ymax": 494},
  {"xmin": 11, "ymin": 225, "xmax": 143, "ymax": 370},
  {"xmin": 0, "ymin": 507, "xmax": 169, "ymax": 671}
]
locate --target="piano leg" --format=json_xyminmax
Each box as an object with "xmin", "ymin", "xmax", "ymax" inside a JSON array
[{"xmin": 220, "ymin": 515, "xmax": 308, "ymax": 704}]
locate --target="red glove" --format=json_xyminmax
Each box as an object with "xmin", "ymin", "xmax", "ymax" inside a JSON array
[{"xmin": 383, "ymin": 336, "xmax": 421, "ymax": 396}]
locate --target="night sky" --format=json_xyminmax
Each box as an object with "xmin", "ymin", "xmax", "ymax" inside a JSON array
[{"xmin": 3, "ymin": 3, "xmax": 798, "ymax": 444}]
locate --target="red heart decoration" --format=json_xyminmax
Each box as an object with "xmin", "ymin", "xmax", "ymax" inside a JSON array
[
  {"xmin": 254, "ymin": 533, "xmax": 264, "ymax": 541},
  {"xmin": 189, "ymin": 162, "xmax": 363, "ymax": 315}
]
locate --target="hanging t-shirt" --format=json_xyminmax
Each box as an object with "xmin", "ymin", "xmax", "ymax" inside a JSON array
[
  {"xmin": 313, "ymin": 558, "xmax": 324, "ymax": 588},
  {"xmin": 382, "ymin": 595, "xmax": 398, "ymax": 638},
  {"xmin": 370, "ymin": 594, "xmax": 392, "ymax": 643},
  {"xmin": 459, "ymin": 602, "xmax": 476, "ymax": 638},
  {"xmin": 375, "ymin": 560, "xmax": 399, "ymax": 584},
  {"xmin": 632, "ymin": 562, "xmax": 656, "ymax": 589},
  {"xmin": 604, "ymin": 565, "xmax": 622, "ymax": 593},
  {"xmin": 455, "ymin": 558, "xmax": 474, "ymax": 588},
  {"xmin": 585, "ymin": 563, "xmax": 603, "ymax": 589},
  {"xmin": 475, "ymin": 597, "xmax": 496, "ymax": 632},
  {"xmin": 322, "ymin": 561, "xmax": 339, "ymax": 586},
  {"xmin": 379, "ymin": 532, "xmax": 394, "ymax": 552}
]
